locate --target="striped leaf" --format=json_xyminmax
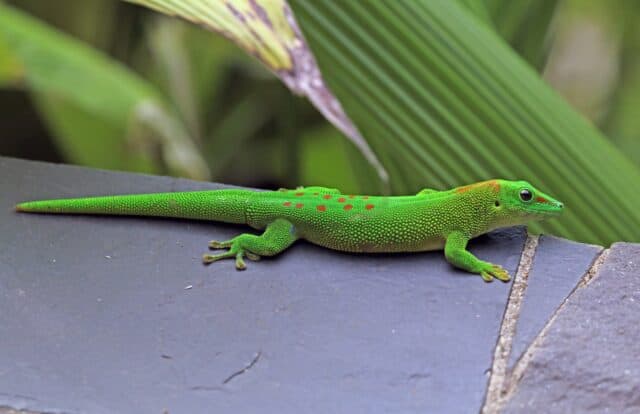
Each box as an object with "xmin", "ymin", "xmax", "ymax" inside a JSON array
[{"xmin": 289, "ymin": 0, "xmax": 640, "ymax": 245}]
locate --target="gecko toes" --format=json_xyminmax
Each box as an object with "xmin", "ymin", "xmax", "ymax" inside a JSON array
[
  {"xmin": 480, "ymin": 271, "xmax": 494, "ymax": 283},
  {"xmin": 479, "ymin": 264, "xmax": 511, "ymax": 283}
]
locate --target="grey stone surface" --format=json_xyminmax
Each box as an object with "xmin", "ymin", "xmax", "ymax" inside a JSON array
[
  {"xmin": 0, "ymin": 157, "xmax": 524, "ymax": 414},
  {"xmin": 504, "ymin": 243, "xmax": 640, "ymax": 413},
  {"xmin": 507, "ymin": 235, "xmax": 602, "ymax": 369}
]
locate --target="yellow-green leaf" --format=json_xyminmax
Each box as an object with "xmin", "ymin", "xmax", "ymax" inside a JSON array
[{"xmin": 123, "ymin": 0, "xmax": 388, "ymax": 182}]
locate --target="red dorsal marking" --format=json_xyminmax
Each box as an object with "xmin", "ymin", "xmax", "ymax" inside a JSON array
[
  {"xmin": 323, "ymin": 194, "xmax": 332, "ymax": 200},
  {"xmin": 536, "ymin": 196, "xmax": 548, "ymax": 203},
  {"xmin": 338, "ymin": 197, "xmax": 346, "ymax": 203},
  {"xmin": 283, "ymin": 201, "xmax": 292, "ymax": 207},
  {"xmin": 365, "ymin": 204, "xmax": 375, "ymax": 210},
  {"xmin": 317, "ymin": 205, "xmax": 326, "ymax": 212},
  {"xmin": 295, "ymin": 203, "xmax": 304, "ymax": 208},
  {"xmin": 295, "ymin": 192, "xmax": 304, "ymax": 196},
  {"xmin": 344, "ymin": 204, "xmax": 353, "ymax": 211}
]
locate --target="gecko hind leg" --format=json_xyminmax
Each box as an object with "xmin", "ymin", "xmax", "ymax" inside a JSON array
[{"xmin": 203, "ymin": 219, "xmax": 298, "ymax": 270}]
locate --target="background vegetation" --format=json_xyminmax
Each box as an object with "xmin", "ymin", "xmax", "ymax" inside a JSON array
[{"xmin": 1, "ymin": 0, "xmax": 639, "ymax": 245}]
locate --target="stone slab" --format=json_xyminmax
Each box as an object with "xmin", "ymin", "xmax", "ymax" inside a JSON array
[
  {"xmin": 0, "ymin": 157, "xmax": 524, "ymax": 414},
  {"xmin": 504, "ymin": 243, "xmax": 640, "ymax": 413},
  {"xmin": 507, "ymin": 235, "xmax": 602, "ymax": 369}
]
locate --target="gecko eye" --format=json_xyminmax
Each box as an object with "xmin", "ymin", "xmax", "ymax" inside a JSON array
[{"xmin": 519, "ymin": 189, "xmax": 533, "ymax": 202}]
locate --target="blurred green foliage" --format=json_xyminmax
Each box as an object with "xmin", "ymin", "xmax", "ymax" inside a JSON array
[
  {"xmin": 1, "ymin": 0, "xmax": 639, "ymax": 244},
  {"xmin": 1, "ymin": 0, "xmax": 360, "ymax": 188}
]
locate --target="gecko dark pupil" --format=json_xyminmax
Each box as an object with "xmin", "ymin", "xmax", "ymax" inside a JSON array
[{"xmin": 519, "ymin": 189, "xmax": 532, "ymax": 202}]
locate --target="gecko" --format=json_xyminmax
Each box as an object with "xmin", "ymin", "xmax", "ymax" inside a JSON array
[{"xmin": 15, "ymin": 179, "xmax": 563, "ymax": 282}]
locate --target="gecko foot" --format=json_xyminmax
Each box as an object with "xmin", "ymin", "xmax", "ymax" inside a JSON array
[
  {"xmin": 203, "ymin": 238, "xmax": 262, "ymax": 270},
  {"xmin": 203, "ymin": 250, "xmax": 253, "ymax": 270},
  {"xmin": 479, "ymin": 263, "xmax": 511, "ymax": 283},
  {"xmin": 203, "ymin": 221, "xmax": 296, "ymax": 271}
]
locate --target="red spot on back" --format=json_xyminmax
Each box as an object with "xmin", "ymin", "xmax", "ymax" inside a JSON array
[
  {"xmin": 365, "ymin": 204, "xmax": 375, "ymax": 210},
  {"xmin": 283, "ymin": 201, "xmax": 292, "ymax": 207},
  {"xmin": 295, "ymin": 192, "xmax": 304, "ymax": 196},
  {"xmin": 338, "ymin": 197, "xmax": 346, "ymax": 203},
  {"xmin": 317, "ymin": 205, "xmax": 326, "ymax": 212},
  {"xmin": 323, "ymin": 194, "xmax": 332, "ymax": 200},
  {"xmin": 295, "ymin": 203, "xmax": 304, "ymax": 208},
  {"xmin": 536, "ymin": 197, "xmax": 548, "ymax": 203},
  {"xmin": 344, "ymin": 204, "xmax": 353, "ymax": 211}
]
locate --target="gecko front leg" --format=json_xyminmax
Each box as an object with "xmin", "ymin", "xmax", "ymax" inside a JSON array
[
  {"xmin": 444, "ymin": 231, "xmax": 511, "ymax": 282},
  {"xmin": 203, "ymin": 219, "xmax": 298, "ymax": 270}
]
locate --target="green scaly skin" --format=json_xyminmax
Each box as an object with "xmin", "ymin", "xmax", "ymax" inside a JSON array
[{"xmin": 15, "ymin": 179, "xmax": 563, "ymax": 282}]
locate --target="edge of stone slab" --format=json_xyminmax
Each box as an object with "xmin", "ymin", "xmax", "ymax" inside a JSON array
[{"xmin": 482, "ymin": 241, "xmax": 613, "ymax": 414}]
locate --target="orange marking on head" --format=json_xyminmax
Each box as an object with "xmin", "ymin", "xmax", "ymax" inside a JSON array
[
  {"xmin": 338, "ymin": 197, "xmax": 346, "ymax": 203},
  {"xmin": 295, "ymin": 203, "xmax": 304, "ymax": 208},
  {"xmin": 536, "ymin": 196, "xmax": 548, "ymax": 203},
  {"xmin": 323, "ymin": 194, "xmax": 332, "ymax": 200},
  {"xmin": 344, "ymin": 204, "xmax": 353, "ymax": 211},
  {"xmin": 365, "ymin": 204, "xmax": 375, "ymax": 210},
  {"xmin": 283, "ymin": 201, "xmax": 292, "ymax": 207},
  {"xmin": 317, "ymin": 205, "xmax": 326, "ymax": 212},
  {"xmin": 295, "ymin": 192, "xmax": 304, "ymax": 196},
  {"xmin": 455, "ymin": 180, "xmax": 500, "ymax": 194}
]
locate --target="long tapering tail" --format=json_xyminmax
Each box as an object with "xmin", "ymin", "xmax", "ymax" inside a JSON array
[{"xmin": 15, "ymin": 189, "xmax": 255, "ymax": 224}]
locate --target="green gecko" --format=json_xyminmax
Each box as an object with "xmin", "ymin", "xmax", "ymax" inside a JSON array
[{"xmin": 15, "ymin": 179, "xmax": 563, "ymax": 282}]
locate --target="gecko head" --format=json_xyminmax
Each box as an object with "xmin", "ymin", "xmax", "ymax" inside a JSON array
[{"xmin": 494, "ymin": 180, "xmax": 564, "ymax": 224}]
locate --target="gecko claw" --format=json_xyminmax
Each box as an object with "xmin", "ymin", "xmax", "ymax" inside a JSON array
[
  {"xmin": 480, "ymin": 271, "xmax": 495, "ymax": 283},
  {"xmin": 479, "ymin": 264, "xmax": 511, "ymax": 283}
]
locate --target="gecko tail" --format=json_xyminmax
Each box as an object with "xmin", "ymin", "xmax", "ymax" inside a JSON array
[{"xmin": 15, "ymin": 190, "xmax": 255, "ymax": 224}]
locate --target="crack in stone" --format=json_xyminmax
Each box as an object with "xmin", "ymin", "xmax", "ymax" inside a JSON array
[
  {"xmin": 481, "ymin": 234, "xmax": 539, "ymax": 414},
  {"xmin": 222, "ymin": 351, "xmax": 262, "ymax": 385},
  {"xmin": 505, "ymin": 248, "xmax": 610, "ymax": 395},
  {"xmin": 482, "ymin": 246, "xmax": 610, "ymax": 413},
  {"xmin": 577, "ymin": 247, "xmax": 610, "ymax": 288}
]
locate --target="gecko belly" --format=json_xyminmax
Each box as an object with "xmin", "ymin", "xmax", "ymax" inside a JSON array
[{"xmin": 301, "ymin": 230, "xmax": 446, "ymax": 254}]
